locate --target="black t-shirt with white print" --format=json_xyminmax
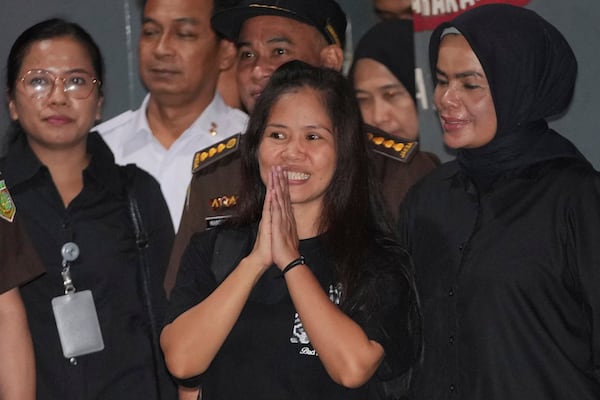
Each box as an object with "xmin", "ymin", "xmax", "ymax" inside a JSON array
[{"xmin": 166, "ymin": 226, "xmax": 410, "ymax": 399}]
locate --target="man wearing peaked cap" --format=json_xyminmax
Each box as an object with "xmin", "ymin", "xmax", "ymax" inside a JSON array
[
  {"xmin": 212, "ymin": 0, "xmax": 347, "ymax": 113},
  {"xmin": 211, "ymin": 0, "xmax": 347, "ymax": 48}
]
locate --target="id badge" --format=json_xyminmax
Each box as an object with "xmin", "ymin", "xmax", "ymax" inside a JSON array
[{"xmin": 51, "ymin": 290, "xmax": 104, "ymax": 358}]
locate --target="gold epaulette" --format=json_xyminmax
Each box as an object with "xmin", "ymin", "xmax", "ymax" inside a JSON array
[
  {"xmin": 191, "ymin": 133, "xmax": 241, "ymax": 174},
  {"xmin": 365, "ymin": 126, "xmax": 418, "ymax": 163}
]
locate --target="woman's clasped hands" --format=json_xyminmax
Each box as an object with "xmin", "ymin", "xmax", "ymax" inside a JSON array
[{"xmin": 251, "ymin": 165, "xmax": 302, "ymax": 274}]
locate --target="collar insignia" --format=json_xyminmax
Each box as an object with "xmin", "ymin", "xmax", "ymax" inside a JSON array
[{"xmin": 209, "ymin": 122, "xmax": 218, "ymax": 136}]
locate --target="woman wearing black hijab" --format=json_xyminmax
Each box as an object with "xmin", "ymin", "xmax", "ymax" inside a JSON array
[
  {"xmin": 350, "ymin": 20, "xmax": 439, "ymax": 217},
  {"xmin": 398, "ymin": 4, "xmax": 600, "ymax": 400},
  {"xmin": 352, "ymin": 20, "xmax": 419, "ymax": 141}
]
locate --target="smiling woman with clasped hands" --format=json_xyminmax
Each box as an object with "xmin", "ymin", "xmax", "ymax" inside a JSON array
[{"xmin": 162, "ymin": 61, "xmax": 422, "ymax": 399}]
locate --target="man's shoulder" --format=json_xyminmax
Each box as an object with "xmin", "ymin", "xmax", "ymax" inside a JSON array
[
  {"xmin": 94, "ymin": 109, "xmax": 137, "ymax": 136},
  {"xmin": 208, "ymin": 105, "xmax": 248, "ymax": 134},
  {"xmin": 365, "ymin": 125, "xmax": 419, "ymax": 163},
  {"xmin": 223, "ymin": 107, "xmax": 248, "ymax": 125},
  {"xmin": 185, "ymin": 133, "xmax": 244, "ymax": 230},
  {"xmin": 191, "ymin": 133, "xmax": 243, "ymax": 176}
]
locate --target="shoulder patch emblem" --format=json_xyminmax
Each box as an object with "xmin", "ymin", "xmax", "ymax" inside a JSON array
[
  {"xmin": 0, "ymin": 180, "xmax": 16, "ymax": 222},
  {"xmin": 192, "ymin": 133, "xmax": 241, "ymax": 173},
  {"xmin": 367, "ymin": 129, "xmax": 418, "ymax": 163}
]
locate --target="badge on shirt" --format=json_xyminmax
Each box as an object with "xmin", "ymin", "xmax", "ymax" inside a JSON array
[
  {"xmin": 0, "ymin": 180, "xmax": 16, "ymax": 222},
  {"xmin": 210, "ymin": 194, "xmax": 238, "ymax": 211},
  {"xmin": 206, "ymin": 215, "xmax": 233, "ymax": 229},
  {"xmin": 209, "ymin": 122, "xmax": 218, "ymax": 136}
]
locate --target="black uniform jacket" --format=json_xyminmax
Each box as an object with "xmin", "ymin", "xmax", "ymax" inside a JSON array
[
  {"xmin": 0, "ymin": 132, "xmax": 176, "ymax": 400},
  {"xmin": 398, "ymin": 158, "xmax": 600, "ymax": 400}
]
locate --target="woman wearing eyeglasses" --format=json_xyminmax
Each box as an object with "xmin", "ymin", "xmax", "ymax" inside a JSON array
[{"xmin": 2, "ymin": 19, "xmax": 176, "ymax": 399}]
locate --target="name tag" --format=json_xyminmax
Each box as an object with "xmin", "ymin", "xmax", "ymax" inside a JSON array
[{"xmin": 51, "ymin": 290, "xmax": 104, "ymax": 359}]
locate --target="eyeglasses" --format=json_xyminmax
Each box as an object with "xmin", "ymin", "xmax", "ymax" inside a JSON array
[{"xmin": 18, "ymin": 69, "xmax": 100, "ymax": 100}]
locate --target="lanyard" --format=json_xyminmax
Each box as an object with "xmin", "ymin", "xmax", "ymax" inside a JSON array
[{"xmin": 60, "ymin": 242, "xmax": 80, "ymax": 294}]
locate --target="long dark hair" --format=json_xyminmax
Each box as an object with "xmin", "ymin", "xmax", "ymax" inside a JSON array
[
  {"xmin": 236, "ymin": 61, "xmax": 422, "ymax": 391},
  {"xmin": 236, "ymin": 60, "xmax": 397, "ymax": 295},
  {"xmin": 6, "ymin": 18, "xmax": 104, "ymax": 99}
]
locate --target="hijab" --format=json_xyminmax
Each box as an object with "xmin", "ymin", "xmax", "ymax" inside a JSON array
[
  {"xmin": 429, "ymin": 4, "xmax": 583, "ymax": 183},
  {"xmin": 352, "ymin": 19, "xmax": 416, "ymax": 103}
]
